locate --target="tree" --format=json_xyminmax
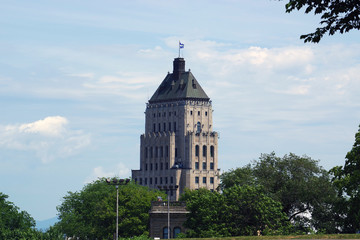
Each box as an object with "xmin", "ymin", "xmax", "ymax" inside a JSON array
[
  {"xmin": 223, "ymin": 185, "xmax": 291, "ymax": 236},
  {"xmin": 0, "ymin": 192, "xmax": 36, "ymax": 239},
  {"xmin": 180, "ymin": 187, "xmax": 290, "ymax": 237},
  {"xmin": 330, "ymin": 125, "xmax": 360, "ymax": 233},
  {"xmin": 284, "ymin": 0, "xmax": 360, "ymax": 43},
  {"xmin": 221, "ymin": 152, "xmax": 340, "ymax": 233},
  {"xmin": 179, "ymin": 188, "xmax": 228, "ymax": 238},
  {"xmin": 56, "ymin": 179, "xmax": 166, "ymax": 239}
]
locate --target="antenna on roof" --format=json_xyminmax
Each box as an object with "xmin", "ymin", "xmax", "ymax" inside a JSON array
[{"xmin": 179, "ymin": 41, "xmax": 184, "ymax": 58}]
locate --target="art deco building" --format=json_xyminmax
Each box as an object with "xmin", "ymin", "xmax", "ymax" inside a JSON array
[{"xmin": 132, "ymin": 57, "xmax": 219, "ymax": 200}]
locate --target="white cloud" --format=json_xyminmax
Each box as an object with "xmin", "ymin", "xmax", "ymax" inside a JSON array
[
  {"xmin": 84, "ymin": 163, "xmax": 131, "ymax": 183},
  {"xmin": 0, "ymin": 116, "xmax": 90, "ymax": 163},
  {"xmin": 19, "ymin": 116, "xmax": 68, "ymax": 137},
  {"xmin": 67, "ymin": 73, "xmax": 95, "ymax": 79}
]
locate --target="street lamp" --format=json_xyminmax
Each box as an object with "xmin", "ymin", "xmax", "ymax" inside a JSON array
[
  {"xmin": 158, "ymin": 185, "xmax": 178, "ymax": 239},
  {"xmin": 106, "ymin": 178, "xmax": 130, "ymax": 240}
]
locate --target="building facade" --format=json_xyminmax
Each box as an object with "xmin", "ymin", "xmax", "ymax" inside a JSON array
[{"xmin": 132, "ymin": 57, "xmax": 220, "ymax": 200}]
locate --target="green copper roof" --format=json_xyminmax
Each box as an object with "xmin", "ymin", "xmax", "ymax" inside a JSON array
[{"xmin": 149, "ymin": 59, "xmax": 210, "ymax": 103}]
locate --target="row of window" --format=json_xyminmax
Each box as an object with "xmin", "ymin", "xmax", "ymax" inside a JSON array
[
  {"xmin": 136, "ymin": 177, "xmax": 174, "ymax": 188},
  {"xmin": 144, "ymin": 162, "xmax": 169, "ymax": 171},
  {"xmin": 144, "ymin": 145, "xmax": 215, "ymax": 159},
  {"xmin": 195, "ymin": 145, "xmax": 215, "ymax": 157},
  {"xmin": 152, "ymin": 111, "xmax": 176, "ymax": 118},
  {"xmin": 151, "ymin": 110, "xmax": 208, "ymax": 118},
  {"xmin": 195, "ymin": 176, "xmax": 215, "ymax": 184},
  {"xmin": 152, "ymin": 122, "xmax": 177, "ymax": 133},
  {"xmin": 163, "ymin": 227, "xmax": 181, "ymax": 239},
  {"xmin": 195, "ymin": 162, "xmax": 214, "ymax": 170}
]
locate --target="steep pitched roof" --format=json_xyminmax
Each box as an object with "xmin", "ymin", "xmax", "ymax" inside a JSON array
[{"xmin": 149, "ymin": 58, "xmax": 210, "ymax": 103}]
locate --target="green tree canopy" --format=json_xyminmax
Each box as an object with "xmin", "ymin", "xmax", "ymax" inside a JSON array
[
  {"xmin": 284, "ymin": 0, "xmax": 360, "ymax": 43},
  {"xmin": 330, "ymin": 125, "xmax": 360, "ymax": 233},
  {"xmin": 220, "ymin": 152, "xmax": 339, "ymax": 233},
  {"xmin": 180, "ymin": 186, "xmax": 291, "ymax": 237},
  {"xmin": 56, "ymin": 179, "xmax": 166, "ymax": 239},
  {"xmin": 0, "ymin": 192, "xmax": 37, "ymax": 239}
]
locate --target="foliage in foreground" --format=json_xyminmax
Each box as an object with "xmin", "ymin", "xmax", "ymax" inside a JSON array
[
  {"xmin": 283, "ymin": 0, "xmax": 360, "ymax": 43},
  {"xmin": 180, "ymin": 186, "xmax": 291, "ymax": 238},
  {"xmin": 56, "ymin": 179, "xmax": 166, "ymax": 239}
]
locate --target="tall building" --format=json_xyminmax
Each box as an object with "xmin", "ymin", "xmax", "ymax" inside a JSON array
[{"xmin": 132, "ymin": 57, "xmax": 219, "ymax": 200}]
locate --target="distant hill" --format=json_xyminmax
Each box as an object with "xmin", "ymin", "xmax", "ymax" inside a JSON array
[{"xmin": 36, "ymin": 217, "xmax": 58, "ymax": 231}]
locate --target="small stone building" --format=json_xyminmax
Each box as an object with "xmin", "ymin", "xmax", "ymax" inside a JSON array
[{"xmin": 149, "ymin": 201, "xmax": 189, "ymax": 239}]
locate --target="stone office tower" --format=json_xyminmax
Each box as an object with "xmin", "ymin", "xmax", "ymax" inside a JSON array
[{"xmin": 132, "ymin": 57, "xmax": 219, "ymax": 200}]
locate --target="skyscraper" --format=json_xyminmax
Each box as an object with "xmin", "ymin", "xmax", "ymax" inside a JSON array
[{"xmin": 132, "ymin": 57, "xmax": 219, "ymax": 200}]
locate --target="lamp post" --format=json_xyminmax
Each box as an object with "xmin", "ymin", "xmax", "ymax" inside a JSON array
[
  {"xmin": 106, "ymin": 178, "xmax": 130, "ymax": 240},
  {"xmin": 158, "ymin": 185, "xmax": 178, "ymax": 239}
]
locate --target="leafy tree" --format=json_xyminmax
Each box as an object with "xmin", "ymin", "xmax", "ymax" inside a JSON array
[
  {"xmin": 180, "ymin": 188, "xmax": 228, "ymax": 238},
  {"xmin": 223, "ymin": 185, "xmax": 291, "ymax": 236},
  {"xmin": 0, "ymin": 192, "xmax": 37, "ymax": 239},
  {"xmin": 221, "ymin": 152, "xmax": 339, "ymax": 233},
  {"xmin": 180, "ymin": 187, "xmax": 290, "ymax": 237},
  {"xmin": 330, "ymin": 125, "xmax": 360, "ymax": 233},
  {"xmin": 284, "ymin": 0, "xmax": 360, "ymax": 43},
  {"xmin": 56, "ymin": 179, "xmax": 166, "ymax": 239}
]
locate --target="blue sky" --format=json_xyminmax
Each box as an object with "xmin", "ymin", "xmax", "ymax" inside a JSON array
[{"xmin": 1, "ymin": 0, "xmax": 360, "ymax": 221}]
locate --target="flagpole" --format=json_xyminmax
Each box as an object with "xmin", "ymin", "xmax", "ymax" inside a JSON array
[{"xmin": 178, "ymin": 41, "xmax": 180, "ymax": 58}]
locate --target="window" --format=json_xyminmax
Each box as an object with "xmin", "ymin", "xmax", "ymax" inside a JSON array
[
  {"xmin": 145, "ymin": 178, "xmax": 147, "ymax": 184},
  {"xmin": 155, "ymin": 177, "xmax": 157, "ymax": 184},
  {"xmin": 173, "ymin": 227, "xmax": 181, "ymax": 238},
  {"xmin": 196, "ymin": 122, "xmax": 201, "ymax": 133},
  {"xmin": 145, "ymin": 147, "xmax": 148, "ymax": 158},
  {"xmin": 195, "ymin": 162, "xmax": 199, "ymax": 170},
  {"xmin": 139, "ymin": 178, "xmax": 142, "ymax": 185},
  {"xmin": 160, "ymin": 177, "xmax": 163, "ymax": 184},
  {"xmin": 169, "ymin": 122, "xmax": 171, "ymax": 131},
  {"xmin": 158, "ymin": 123, "xmax": 161, "ymax": 132},
  {"xmin": 203, "ymin": 145, "xmax": 207, "ymax": 157},
  {"xmin": 174, "ymin": 111, "xmax": 176, "ymax": 116},
  {"xmin": 150, "ymin": 163, "xmax": 153, "ymax": 171},
  {"xmin": 174, "ymin": 122, "xmax": 177, "ymax": 132},
  {"xmin": 158, "ymin": 113, "xmax": 161, "ymax": 117},
  {"xmin": 205, "ymin": 111, "xmax": 208, "ymax": 116},
  {"xmin": 150, "ymin": 147, "xmax": 153, "ymax": 158},
  {"xmin": 163, "ymin": 227, "xmax": 169, "ymax": 239},
  {"xmin": 195, "ymin": 177, "xmax": 199, "ymax": 184},
  {"xmin": 153, "ymin": 124, "xmax": 156, "ymax": 132},
  {"xmin": 171, "ymin": 177, "xmax": 174, "ymax": 184},
  {"xmin": 210, "ymin": 177, "xmax": 214, "ymax": 184},
  {"xmin": 210, "ymin": 162, "xmax": 214, "ymax": 170},
  {"xmin": 195, "ymin": 145, "xmax": 199, "ymax": 156},
  {"xmin": 155, "ymin": 163, "xmax": 158, "ymax": 170},
  {"xmin": 166, "ymin": 146, "xmax": 169, "ymax": 157},
  {"xmin": 198, "ymin": 111, "xmax": 200, "ymax": 116},
  {"xmin": 203, "ymin": 177, "xmax": 207, "ymax": 184},
  {"xmin": 160, "ymin": 146, "xmax": 163, "ymax": 157},
  {"xmin": 169, "ymin": 112, "xmax": 171, "ymax": 117},
  {"xmin": 150, "ymin": 178, "xmax": 152, "ymax": 184},
  {"xmin": 210, "ymin": 146, "xmax": 214, "ymax": 157},
  {"xmin": 165, "ymin": 177, "xmax": 168, "ymax": 184},
  {"xmin": 153, "ymin": 113, "xmax": 155, "ymax": 118},
  {"xmin": 163, "ymin": 123, "xmax": 166, "ymax": 131},
  {"xmin": 155, "ymin": 147, "xmax": 158, "ymax": 157},
  {"xmin": 202, "ymin": 162, "xmax": 207, "ymax": 170},
  {"xmin": 145, "ymin": 164, "xmax": 148, "ymax": 171},
  {"xmin": 160, "ymin": 162, "xmax": 163, "ymax": 170},
  {"xmin": 190, "ymin": 111, "xmax": 193, "ymax": 115}
]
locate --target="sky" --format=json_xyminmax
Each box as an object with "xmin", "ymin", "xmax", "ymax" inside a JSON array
[{"xmin": 1, "ymin": 0, "xmax": 360, "ymax": 221}]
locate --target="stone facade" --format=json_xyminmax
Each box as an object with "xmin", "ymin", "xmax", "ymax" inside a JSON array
[
  {"xmin": 149, "ymin": 201, "xmax": 189, "ymax": 239},
  {"xmin": 132, "ymin": 57, "xmax": 220, "ymax": 200}
]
